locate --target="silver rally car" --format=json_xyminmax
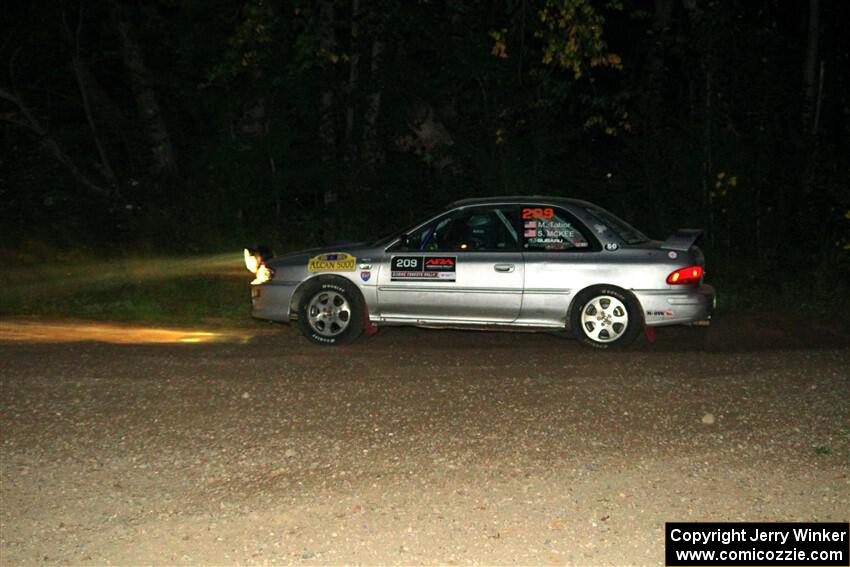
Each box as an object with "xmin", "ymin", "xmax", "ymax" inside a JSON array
[{"xmin": 245, "ymin": 196, "xmax": 715, "ymax": 348}]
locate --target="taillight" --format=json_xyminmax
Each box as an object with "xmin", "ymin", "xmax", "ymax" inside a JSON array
[{"xmin": 667, "ymin": 265, "xmax": 703, "ymax": 285}]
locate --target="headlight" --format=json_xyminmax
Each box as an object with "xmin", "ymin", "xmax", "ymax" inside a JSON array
[
  {"xmin": 244, "ymin": 248, "xmax": 260, "ymax": 274},
  {"xmin": 251, "ymin": 264, "xmax": 274, "ymax": 285}
]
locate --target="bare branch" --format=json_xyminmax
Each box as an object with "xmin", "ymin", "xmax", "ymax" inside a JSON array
[
  {"xmin": 0, "ymin": 87, "xmax": 111, "ymax": 198},
  {"xmin": 61, "ymin": 0, "xmax": 119, "ymax": 185},
  {"xmin": 76, "ymin": 0, "xmax": 85, "ymax": 51}
]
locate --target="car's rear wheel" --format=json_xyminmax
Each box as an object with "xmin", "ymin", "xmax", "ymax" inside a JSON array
[
  {"xmin": 297, "ymin": 279, "xmax": 364, "ymax": 346},
  {"xmin": 570, "ymin": 286, "xmax": 642, "ymax": 349}
]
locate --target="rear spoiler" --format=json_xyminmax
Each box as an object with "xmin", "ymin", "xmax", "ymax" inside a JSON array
[{"xmin": 661, "ymin": 229, "xmax": 704, "ymax": 251}]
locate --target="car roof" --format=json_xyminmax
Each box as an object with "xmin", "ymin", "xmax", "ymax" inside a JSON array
[{"xmin": 448, "ymin": 195, "xmax": 596, "ymax": 209}]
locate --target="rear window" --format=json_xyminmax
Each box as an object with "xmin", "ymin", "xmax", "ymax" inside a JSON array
[{"xmin": 583, "ymin": 206, "xmax": 649, "ymax": 245}]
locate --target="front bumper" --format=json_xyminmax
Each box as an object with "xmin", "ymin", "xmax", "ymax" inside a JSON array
[
  {"xmin": 635, "ymin": 284, "xmax": 716, "ymax": 326},
  {"xmin": 250, "ymin": 281, "xmax": 299, "ymax": 323}
]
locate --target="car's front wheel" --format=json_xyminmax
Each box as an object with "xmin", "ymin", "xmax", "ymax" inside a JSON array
[
  {"xmin": 297, "ymin": 279, "xmax": 364, "ymax": 346},
  {"xmin": 570, "ymin": 286, "xmax": 642, "ymax": 349}
]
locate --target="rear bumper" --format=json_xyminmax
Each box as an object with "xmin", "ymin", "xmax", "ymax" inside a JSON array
[
  {"xmin": 635, "ymin": 284, "xmax": 716, "ymax": 326},
  {"xmin": 250, "ymin": 281, "xmax": 298, "ymax": 323}
]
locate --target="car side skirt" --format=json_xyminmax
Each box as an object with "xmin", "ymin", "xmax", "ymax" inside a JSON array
[{"xmin": 371, "ymin": 317, "xmax": 566, "ymax": 330}]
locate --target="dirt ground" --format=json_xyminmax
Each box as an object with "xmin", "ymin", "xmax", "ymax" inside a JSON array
[{"xmin": 1, "ymin": 316, "xmax": 848, "ymax": 565}]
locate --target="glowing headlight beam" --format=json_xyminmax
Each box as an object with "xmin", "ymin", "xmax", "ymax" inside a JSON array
[{"xmin": 0, "ymin": 320, "xmax": 257, "ymax": 345}]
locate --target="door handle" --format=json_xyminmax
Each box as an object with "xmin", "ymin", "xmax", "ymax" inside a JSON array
[{"xmin": 494, "ymin": 263, "xmax": 515, "ymax": 273}]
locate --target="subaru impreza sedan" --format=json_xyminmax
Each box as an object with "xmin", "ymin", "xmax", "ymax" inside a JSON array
[{"xmin": 245, "ymin": 196, "xmax": 715, "ymax": 348}]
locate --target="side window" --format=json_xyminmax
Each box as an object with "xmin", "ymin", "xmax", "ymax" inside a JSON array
[
  {"xmin": 425, "ymin": 206, "xmax": 519, "ymax": 251},
  {"xmin": 521, "ymin": 206, "xmax": 591, "ymax": 251}
]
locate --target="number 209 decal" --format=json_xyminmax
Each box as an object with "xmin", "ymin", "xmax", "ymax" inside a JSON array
[
  {"xmin": 391, "ymin": 256, "xmax": 456, "ymax": 281},
  {"xmin": 522, "ymin": 207, "xmax": 554, "ymax": 220}
]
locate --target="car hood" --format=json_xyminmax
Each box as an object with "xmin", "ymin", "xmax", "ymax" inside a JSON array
[{"xmin": 267, "ymin": 242, "xmax": 381, "ymax": 268}]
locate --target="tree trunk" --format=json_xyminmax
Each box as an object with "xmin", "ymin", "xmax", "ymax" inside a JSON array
[
  {"xmin": 800, "ymin": 0, "xmax": 822, "ymax": 197},
  {"xmin": 113, "ymin": 4, "xmax": 177, "ymax": 174},
  {"xmin": 320, "ymin": 87, "xmax": 336, "ymax": 210},
  {"xmin": 63, "ymin": 1, "xmax": 118, "ymax": 187},
  {"xmin": 812, "ymin": 60, "xmax": 824, "ymax": 136},
  {"xmin": 71, "ymin": 55, "xmax": 118, "ymax": 186},
  {"xmin": 318, "ymin": 0, "xmax": 338, "ymax": 209},
  {"xmin": 703, "ymin": 66, "xmax": 714, "ymax": 249},
  {"xmin": 642, "ymin": 0, "xmax": 675, "ymax": 114},
  {"xmin": 72, "ymin": 54, "xmax": 136, "ymax": 168},
  {"xmin": 362, "ymin": 38, "xmax": 384, "ymax": 165},
  {"xmin": 344, "ymin": 0, "xmax": 360, "ymax": 164},
  {"xmin": 802, "ymin": 0, "xmax": 820, "ymax": 134}
]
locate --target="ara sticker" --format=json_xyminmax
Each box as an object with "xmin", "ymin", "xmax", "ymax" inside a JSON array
[
  {"xmin": 307, "ymin": 252, "xmax": 356, "ymax": 273},
  {"xmin": 360, "ymin": 270, "xmax": 371, "ymax": 282},
  {"xmin": 391, "ymin": 256, "xmax": 456, "ymax": 281},
  {"xmin": 667, "ymin": 250, "xmax": 678, "ymax": 259},
  {"xmin": 605, "ymin": 242, "xmax": 619, "ymax": 251}
]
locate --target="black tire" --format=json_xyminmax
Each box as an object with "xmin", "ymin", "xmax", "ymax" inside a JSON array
[
  {"xmin": 570, "ymin": 286, "xmax": 642, "ymax": 349},
  {"xmin": 297, "ymin": 278, "xmax": 364, "ymax": 346}
]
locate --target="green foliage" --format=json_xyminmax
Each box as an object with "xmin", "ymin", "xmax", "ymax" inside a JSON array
[
  {"xmin": 536, "ymin": 0, "xmax": 622, "ymax": 79},
  {"xmin": 207, "ymin": 0, "xmax": 279, "ymax": 83}
]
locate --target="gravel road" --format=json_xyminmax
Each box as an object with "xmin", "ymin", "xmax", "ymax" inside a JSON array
[{"xmin": 1, "ymin": 321, "xmax": 848, "ymax": 565}]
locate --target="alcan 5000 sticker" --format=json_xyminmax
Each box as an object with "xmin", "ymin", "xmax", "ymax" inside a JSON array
[
  {"xmin": 391, "ymin": 256, "xmax": 456, "ymax": 281},
  {"xmin": 307, "ymin": 252, "xmax": 357, "ymax": 273}
]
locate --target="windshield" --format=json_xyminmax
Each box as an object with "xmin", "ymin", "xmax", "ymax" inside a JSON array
[
  {"xmin": 583, "ymin": 206, "xmax": 649, "ymax": 245},
  {"xmin": 371, "ymin": 219, "xmax": 429, "ymax": 247}
]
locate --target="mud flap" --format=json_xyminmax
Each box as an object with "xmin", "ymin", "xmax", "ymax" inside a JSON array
[
  {"xmin": 363, "ymin": 304, "xmax": 378, "ymax": 337},
  {"xmin": 644, "ymin": 325, "xmax": 656, "ymax": 345}
]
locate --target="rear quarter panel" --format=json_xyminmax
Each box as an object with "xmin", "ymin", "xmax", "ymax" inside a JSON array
[{"xmin": 519, "ymin": 248, "xmax": 691, "ymax": 326}]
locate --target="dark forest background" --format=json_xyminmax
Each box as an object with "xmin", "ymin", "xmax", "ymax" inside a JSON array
[{"xmin": 2, "ymin": 0, "xmax": 848, "ymax": 301}]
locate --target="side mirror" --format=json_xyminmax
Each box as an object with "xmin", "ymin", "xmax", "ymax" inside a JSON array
[{"xmin": 398, "ymin": 233, "xmax": 410, "ymax": 249}]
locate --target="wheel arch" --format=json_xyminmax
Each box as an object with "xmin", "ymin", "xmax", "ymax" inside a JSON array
[
  {"xmin": 565, "ymin": 284, "xmax": 645, "ymax": 331},
  {"xmin": 289, "ymin": 274, "xmax": 365, "ymax": 320}
]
